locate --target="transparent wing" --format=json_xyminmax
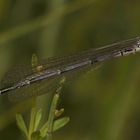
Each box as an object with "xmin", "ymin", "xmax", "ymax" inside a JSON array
[
  {"xmin": 7, "ymin": 76, "xmax": 61, "ymax": 101},
  {"xmin": 7, "ymin": 63, "xmax": 99, "ymax": 102},
  {"xmin": 0, "ymin": 40, "xmax": 125, "ymax": 87},
  {"xmin": 1, "ymin": 37, "xmax": 138, "ymax": 101}
]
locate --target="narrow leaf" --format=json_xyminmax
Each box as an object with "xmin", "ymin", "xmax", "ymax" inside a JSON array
[
  {"xmin": 40, "ymin": 121, "xmax": 48, "ymax": 137},
  {"xmin": 53, "ymin": 117, "xmax": 70, "ymax": 132},
  {"xmin": 16, "ymin": 114, "xmax": 28, "ymax": 138},
  {"xmin": 47, "ymin": 94, "xmax": 59, "ymax": 133},
  {"xmin": 56, "ymin": 77, "xmax": 66, "ymax": 94},
  {"xmin": 40, "ymin": 94, "xmax": 59, "ymax": 137},
  {"xmin": 29, "ymin": 108, "xmax": 36, "ymax": 136},
  {"xmin": 34, "ymin": 109, "xmax": 42, "ymax": 131},
  {"xmin": 31, "ymin": 131, "xmax": 42, "ymax": 140},
  {"xmin": 31, "ymin": 54, "xmax": 38, "ymax": 65}
]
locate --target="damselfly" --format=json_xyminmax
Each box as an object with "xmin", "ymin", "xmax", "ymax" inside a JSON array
[{"xmin": 1, "ymin": 37, "xmax": 140, "ymax": 101}]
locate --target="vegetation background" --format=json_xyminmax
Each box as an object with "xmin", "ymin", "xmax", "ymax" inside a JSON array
[{"xmin": 0, "ymin": 0, "xmax": 140, "ymax": 140}]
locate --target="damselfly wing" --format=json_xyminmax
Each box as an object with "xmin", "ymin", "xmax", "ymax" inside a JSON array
[{"xmin": 0, "ymin": 37, "xmax": 140, "ymax": 101}]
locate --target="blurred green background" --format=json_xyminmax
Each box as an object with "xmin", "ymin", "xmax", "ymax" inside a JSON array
[{"xmin": 0, "ymin": 0, "xmax": 140, "ymax": 140}]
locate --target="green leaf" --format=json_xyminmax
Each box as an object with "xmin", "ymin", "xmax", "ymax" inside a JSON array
[
  {"xmin": 31, "ymin": 54, "xmax": 39, "ymax": 73},
  {"xmin": 47, "ymin": 94, "xmax": 59, "ymax": 132},
  {"xmin": 40, "ymin": 94, "xmax": 60, "ymax": 138},
  {"xmin": 60, "ymin": 77, "xmax": 66, "ymax": 84},
  {"xmin": 29, "ymin": 108, "xmax": 36, "ymax": 136},
  {"xmin": 31, "ymin": 131, "xmax": 42, "ymax": 140},
  {"xmin": 34, "ymin": 109, "xmax": 42, "ymax": 131},
  {"xmin": 16, "ymin": 114, "xmax": 28, "ymax": 138},
  {"xmin": 56, "ymin": 77, "xmax": 66, "ymax": 94},
  {"xmin": 53, "ymin": 117, "xmax": 70, "ymax": 132},
  {"xmin": 40, "ymin": 121, "xmax": 48, "ymax": 137}
]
